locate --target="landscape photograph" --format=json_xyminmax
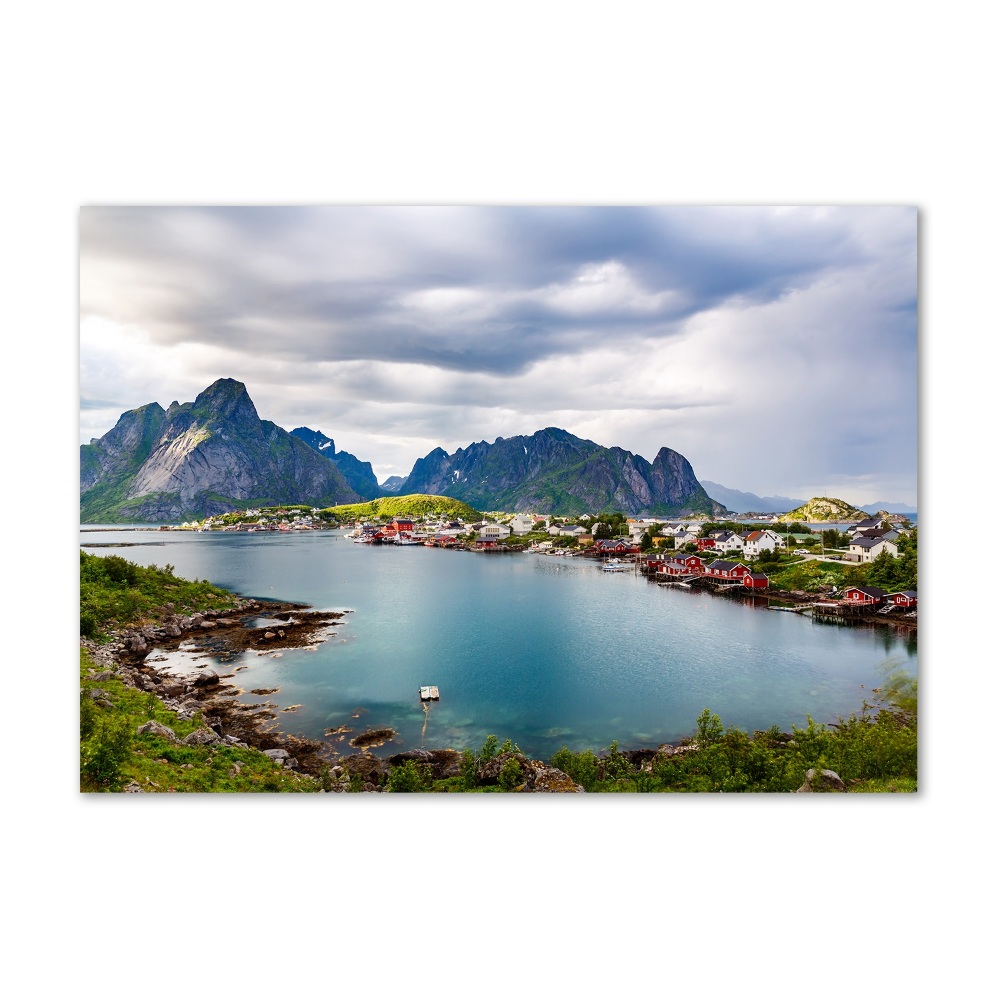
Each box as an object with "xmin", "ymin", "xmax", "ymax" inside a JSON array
[{"xmin": 79, "ymin": 204, "xmax": 918, "ymax": 793}]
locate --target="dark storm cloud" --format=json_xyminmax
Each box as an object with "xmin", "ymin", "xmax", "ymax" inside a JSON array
[{"xmin": 80, "ymin": 206, "xmax": 889, "ymax": 378}]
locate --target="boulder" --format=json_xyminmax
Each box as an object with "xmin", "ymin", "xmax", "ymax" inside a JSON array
[
  {"xmin": 193, "ymin": 668, "xmax": 220, "ymax": 687},
  {"xmin": 527, "ymin": 766, "xmax": 585, "ymax": 793},
  {"xmin": 795, "ymin": 768, "xmax": 846, "ymax": 793},
  {"xmin": 184, "ymin": 727, "xmax": 222, "ymax": 746},
  {"xmin": 475, "ymin": 752, "xmax": 583, "ymax": 791},
  {"xmin": 338, "ymin": 753, "xmax": 390, "ymax": 786},
  {"xmin": 137, "ymin": 720, "xmax": 177, "ymax": 740},
  {"xmin": 476, "ymin": 751, "xmax": 526, "ymax": 784}
]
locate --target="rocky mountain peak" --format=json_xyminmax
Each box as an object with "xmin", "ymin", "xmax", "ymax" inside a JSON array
[{"xmin": 192, "ymin": 378, "xmax": 259, "ymax": 425}]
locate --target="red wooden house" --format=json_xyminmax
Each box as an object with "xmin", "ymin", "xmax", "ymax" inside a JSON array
[
  {"xmin": 743, "ymin": 572, "xmax": 769, "ymax": 589},
  {"xmin": 696, "ymin": 538, "xmax": 716, "ymax": 551},
  {"xmin": 656, "ymin": 554, "xmax": 705, "ymax": 578},
  {"xmin": 658, "ymin": 559, "xmax": 692, "ymax": 578},
  {"xmin": 595, "ymin": 539, "xmax": 638, "ymax": 555},
  {"xmin": 841, "ymin": 585, "xmax": 887, "ymax": 606},
  {"xmin": 705, "ymin": 559, "xmax": 751, "ymax": 580},
  {"xmin": 887, "ymin": 590, "xmax": 918, "ymax": 607},
  {"xmin": 676, "ymin": 554, "xmax": 705, "ymax": 572}
]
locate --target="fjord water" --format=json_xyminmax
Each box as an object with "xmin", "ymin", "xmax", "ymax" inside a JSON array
[{"xmin": 80, "ymin": 528, "xmax": 917, "ymax": 760}]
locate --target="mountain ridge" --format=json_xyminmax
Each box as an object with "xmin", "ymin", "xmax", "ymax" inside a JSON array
[
  {"xmin": 399, "ymin": 427, "xmax": 728, "ymax": 517},
  {"xmin": 86, "ymin": 379, "xmax": 912, "ymax": 523},
  {"xmin": 699, "ymin": 480, "xmax": 807, "ymax": 514},
  {"xmin": 80, "ymin": 379, "xmax": 361, "ymax": 522},
  {"xmin": 289, "ymin": 427, "xmax": 382, "ymax": 500}
]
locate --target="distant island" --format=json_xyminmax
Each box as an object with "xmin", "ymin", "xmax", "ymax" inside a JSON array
[{"xmin": 776, "ymin": 497, "xmax": 871, "ymax": 523}]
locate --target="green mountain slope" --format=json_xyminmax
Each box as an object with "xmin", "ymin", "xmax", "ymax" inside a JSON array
[{"xmin": 322, "ymin": 494, "xmax": 483, "ymax": 522}]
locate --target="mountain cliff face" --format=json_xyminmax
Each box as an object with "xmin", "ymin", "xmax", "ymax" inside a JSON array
[
  {"xmin": 80, "ymin": 379, "xmax": 361, "ymax": 522},
  {"xmin": 289, "ymin": 427, "xmax": 382, "ymax": 500},
  {"xmin": 400, "ymin": 428, "xmax": 728, "ymax": 517}
]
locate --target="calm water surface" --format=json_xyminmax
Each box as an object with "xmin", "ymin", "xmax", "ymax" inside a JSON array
[{"xmin": 80, "ymin": 527, "xmax": 917, "ymax": 760}]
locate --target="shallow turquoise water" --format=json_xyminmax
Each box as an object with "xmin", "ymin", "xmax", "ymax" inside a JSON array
[{"xmin": 80, "ymin": 527, "xmax": 917, "ymax": 760}]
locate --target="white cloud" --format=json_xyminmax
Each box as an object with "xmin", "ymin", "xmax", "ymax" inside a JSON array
[{"xmin": 79, "ymin": 206, "xmax": 917, "ymax": 505}]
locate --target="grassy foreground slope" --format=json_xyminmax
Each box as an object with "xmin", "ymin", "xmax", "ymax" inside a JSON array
[{"xmin": 80, "ymin": 551, "xmax": 322, "ymax": 791}]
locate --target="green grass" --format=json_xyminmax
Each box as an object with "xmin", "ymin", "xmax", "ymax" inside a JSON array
[
  {"xmin": 321, "ymin": 494, "xmax": 484, "ymax": 522},
  {"xmin": 403, "ymin": 702, "xmax": 918, "ymax": 794},
  {"xmin": 80, "ymin": 649, "xmax": 320, "ymax": 792},
  {"xmin": 80, "ymin": 550, "xmax": 238, "ymax": 641}
]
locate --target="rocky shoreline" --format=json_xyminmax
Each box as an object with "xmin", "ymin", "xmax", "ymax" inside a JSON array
[{"xmin": 82, "ymin": 597, "xmax": 349, "ymax": 779}]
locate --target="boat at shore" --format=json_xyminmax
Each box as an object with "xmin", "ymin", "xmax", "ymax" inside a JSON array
[{"xmin": 601, "ymin": 559, "xmax": 631, "ymax": 572}]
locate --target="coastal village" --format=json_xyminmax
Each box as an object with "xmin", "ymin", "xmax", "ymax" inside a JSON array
[{"xmin": 169, "ymin": 504, "xmax": 917, "ymax": 627}]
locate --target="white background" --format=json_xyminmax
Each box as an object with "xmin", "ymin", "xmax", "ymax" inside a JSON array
[{"xmin": 3, "ymin": 2, "xmax": 990, "ymax": 995}]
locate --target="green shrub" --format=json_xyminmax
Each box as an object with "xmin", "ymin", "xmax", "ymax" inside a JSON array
[
  {"xmin": 81, "ymin": 715, "xmax": 134, "ymax": 789},
  {"xmin": 551, "ymin": 746, "xmax": 600, "ymax": 791},
  {"xmin": 80, "ymin": 690, "xmax": 98, "ymax": 741},
  {"xmin": 459, "ymin": 749, "xmax": 479, "ymax": 789},
  {"xmin": 80, "ymin": 610, "xmax": 96, "ymax": 639},
  {"xmin": 386, "ymin": 760, "xmax": 433, "ymax": 792},
  {"xmin": 498, "ymin": 757, "xmax": 524, "ymax": 791},
  {"xmin": 603, "ymin": 740, "xmax": 635, "ymax": 781},
  {"xmin": 478, "ymin": 734, "xmax": 499, "ymax": 761},
  {"xmin": 696, "ymin": 708, "xmax": 724, "ymax": 746}
]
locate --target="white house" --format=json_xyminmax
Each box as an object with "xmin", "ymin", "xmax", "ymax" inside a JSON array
[
  {"xmin": 760, "ymin": 529, "xmax": 785, "ymax": 549},
  {"xmin": 509, "ymin": 514, "xmax": 536, "ymax": 535},
  {"xmin": 742, "ymin": 529, "xmax": 779, "ymax": 559},
  {"xmin": 479, "ymin": 522, "xmax": 512, "ymax": 541},
  {"xmin": 710, "ymin": 530, "xmax": 744, "ymax": 553},
  {"xmin": 849, "ymin": 517, "xmax": 886, "ymax": 537},
  {"xmin": 846, "ymin": 536, "xmax": 899, "ymax": 563}
]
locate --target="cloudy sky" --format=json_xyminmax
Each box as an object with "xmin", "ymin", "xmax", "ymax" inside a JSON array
[{"xmin": 80, "ymin": 205, "xmax": 917, "ymax": 507}]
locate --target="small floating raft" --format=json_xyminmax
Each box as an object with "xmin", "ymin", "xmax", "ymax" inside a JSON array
[{"xmin": 419, "ymin": 685, "xmax": 440, "ymax": 702}]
